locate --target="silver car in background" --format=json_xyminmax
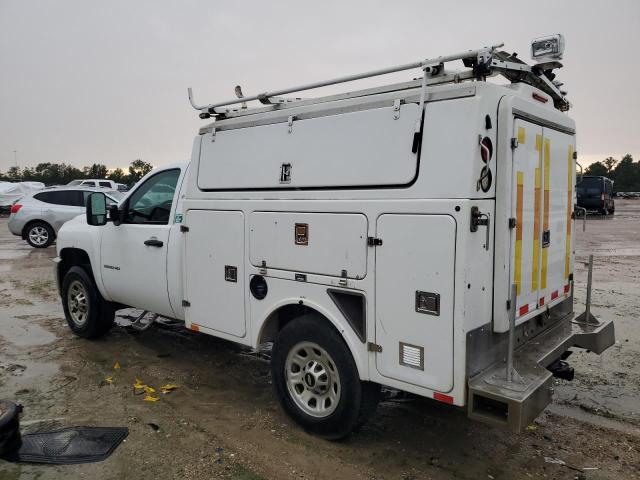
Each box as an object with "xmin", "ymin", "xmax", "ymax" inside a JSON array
[{"xmin": 8, "ymin": 187, "xmax": 122, "ymax": 248}]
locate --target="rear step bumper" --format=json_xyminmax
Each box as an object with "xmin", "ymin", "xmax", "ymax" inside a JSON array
[{"xmin": 467, "ymin": 314, "xmax": 615, "ymax": 432}]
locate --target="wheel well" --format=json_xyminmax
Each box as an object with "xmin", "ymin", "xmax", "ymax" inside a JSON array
[
  {"xmin": 58, "ymin": 248, "xmax": 92, "ymax": 287},
  {"xmin": 258, "ymin": 304, "xmax": 343, "ymax": 346},
  {"xmin": 22, "ymin": 219, "xmax": 54, "ymax": 240}
]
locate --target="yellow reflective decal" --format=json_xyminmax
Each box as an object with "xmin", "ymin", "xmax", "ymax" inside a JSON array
[
  {"xmin": 565, "ymin": 145, "xmax": 574, "ymax": 279},
  {"xmin": 515, "ymin": 171, "xmax": 524, "ymax": 295},
  {"xmin": 517, "ymin": 127, "xmax": 526, "ymax": 145},
  {"xmin": 541, "ymin": 138, "xmax": 550, "ymax": 290},
  {"xmin": 532, "ymin": 166, "xmax": 541, "ymax": 291}
]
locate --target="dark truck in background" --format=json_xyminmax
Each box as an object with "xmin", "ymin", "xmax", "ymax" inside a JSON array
[{"xmin": 577, "ymin": 175, "xmax": 615, "ymax": 215}]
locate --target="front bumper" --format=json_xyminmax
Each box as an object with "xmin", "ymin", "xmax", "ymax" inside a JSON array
[{"xmin": 467, "ymin": 313, "xmax": 615, "ymax": 432}]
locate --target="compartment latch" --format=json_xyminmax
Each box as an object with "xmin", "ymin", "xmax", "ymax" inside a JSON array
[
  {"xmin": 542, "ymin": 229, "xmax": 551, "ymax": 248},
  {"xmin": 470, "ymin": 206, "xmax": 491, "ymax": 251}
]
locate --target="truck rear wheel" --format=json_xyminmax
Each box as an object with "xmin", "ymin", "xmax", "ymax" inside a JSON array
[
  {"xmin": 271, "ymin": 314, "xmax": 380, "ymax": 440},
  {"xmin": 61, "ymin": 266, "xmax": 115, "ymax": 339}
]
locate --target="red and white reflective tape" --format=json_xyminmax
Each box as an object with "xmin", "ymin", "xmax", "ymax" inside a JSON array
[{"xmin": 533, "ymin": 284, "xmax": 572, "ymax": 313}]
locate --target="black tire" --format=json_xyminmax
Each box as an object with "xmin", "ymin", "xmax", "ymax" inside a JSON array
[
  {"xmin": 271, "ymin": 314, "xmax": 380, "ymax": 440},
  {"xmin": 24, "ymin": 221, "xmax": 54, "ymax": 248},
  {"xmin": 61, "ymin": 266, "xmax": 115, "ymax": 339},
  {"xmin": 0, "ymin": 400, "xmax": 22, "ymax": 458}
]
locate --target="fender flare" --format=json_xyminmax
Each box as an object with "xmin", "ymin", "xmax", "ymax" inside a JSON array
[{"xmin": 254, "ymin": 297, "xmax": 368, "ymax": 381}]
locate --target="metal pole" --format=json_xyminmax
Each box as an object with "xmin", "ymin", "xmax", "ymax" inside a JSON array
[
  {"xmin": 13, "ymin": 150, "xmax": 17, "ymax": 168},
  {"xmin": 506, "ymin": 283, "xmax": 517, "ymax": 381},
  {"xmin": 189, "ymin": 44, "xmax": 504, "ymax": 111},
  {"xmin": 585, "ymin": 254, "xmax": 593, "ymax": 319}
]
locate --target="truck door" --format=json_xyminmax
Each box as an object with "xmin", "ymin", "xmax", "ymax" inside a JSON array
[
  {"xmin": 374, "ymin": 214, "xmax": 455, "ymax": 392},
  {"xmin": 509, "ymin": 119, "xmax": 574, "ymax": 319},
  {"xmin": 100, "ymin": 169, "xmax": 181, "ymax": 318}
]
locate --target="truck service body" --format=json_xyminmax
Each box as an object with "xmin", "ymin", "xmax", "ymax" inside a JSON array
[{"xmin": 55, "ymin": 41, "xmax": 614, "ymax": 438}]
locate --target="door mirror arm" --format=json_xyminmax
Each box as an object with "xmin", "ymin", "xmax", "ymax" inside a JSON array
[{"xmin": 108, "ymin": 203, "xmax": 124, "ymax": 226}]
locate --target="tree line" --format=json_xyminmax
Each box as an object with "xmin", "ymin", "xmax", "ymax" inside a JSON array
[
  {"xmin": 583, "ymin": 154, "xmax": 640, "ymax": 192},
  {"xmin": 0, "ymin": 159, "xmax": 153, "ymax": 187}
]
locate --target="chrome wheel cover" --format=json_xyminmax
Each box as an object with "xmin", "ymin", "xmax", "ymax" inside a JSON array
[
  {"xmin": 67, "ymin": 280, "xmax": 89, "ymax": 326},
  {"xmin": 28, "ymin": 226, "xmax": 49, "ymax": 246},
  {"xmin": 285, "ymin": 341, "xmax": 341, "ymax": 418}
]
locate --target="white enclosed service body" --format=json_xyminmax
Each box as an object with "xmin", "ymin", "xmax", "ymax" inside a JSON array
[{"xmin": 56, "ymin": 44, "xmax": 614, "ymax": 434}]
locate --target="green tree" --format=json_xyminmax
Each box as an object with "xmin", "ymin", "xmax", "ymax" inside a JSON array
[
  {"xmin": 603, "ymin": 156, "xmax": 617, "ymax": 173},
  {"xmin": 83, "ymin": 163, "xmax": 108, "ymax": 179},
  {"xmin": 611, "ymin": 154, "xmax": 638, "ymax": 192},
  {"xmin": 585, "ymin": 161, "xmax": 607, "ymax": 176},
  {"xmin": 6, "ymin": 166, "xmax": 21, "ymax": 181},
  {"xmin": 127, "ymin": 159, "xmax": 153, "ymax": 185},
  {"xmin": 107, "ymin": 168, "xmax": 127, "ymax": 184}
]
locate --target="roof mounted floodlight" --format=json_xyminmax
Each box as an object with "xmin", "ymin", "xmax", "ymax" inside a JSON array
[{"xmin": 531, "ymin": 34, "xmax": 565, "ymax": 62}]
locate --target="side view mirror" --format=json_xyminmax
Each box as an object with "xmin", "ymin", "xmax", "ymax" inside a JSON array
[{"xmin": 86, "ymin": 192, "xmax": 107, "ymax": 226}]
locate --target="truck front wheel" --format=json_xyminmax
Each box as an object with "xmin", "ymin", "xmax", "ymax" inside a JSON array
[
  {"xmin": 61, "ymin": 266, "xmax": 115, "ymax": 339},
  {"xmin": 271, "ymin": 314, "xmax": 380, "ymax": 440}
]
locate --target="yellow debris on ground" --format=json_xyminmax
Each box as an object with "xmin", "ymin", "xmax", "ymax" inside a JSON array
[
  {"xmin": 160, "ymin": 384, "xmax": 178, "ymax": 394},
  {"xmin": 143, "ymin": 395, "xmax": 160, "ymax": 402},
  {"xmin": 113, "ymin": 361, "xmax": 121, "ymax": 370},
  {"xmin": 144, "ymin": 386, "xmax": 156, "ymax": 394},
  {"xmin": 104, "ymin": 375, "xmax": 113, "ymax": 384}
]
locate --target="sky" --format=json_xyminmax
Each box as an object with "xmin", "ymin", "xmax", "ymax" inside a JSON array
[{"xmin": 1, "ymin": 0, "xmax": 639, "ymax": 172}]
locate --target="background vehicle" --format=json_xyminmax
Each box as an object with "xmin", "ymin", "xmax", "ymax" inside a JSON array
[
  {"xmin": 0, "ymin": 181, "xmax": 45, "ymax": 209},
  {"xmin": 55, "ymin": 39, "xmax": 614, "ymax": 439},
  {"xmin": 8, "ymin": 187, "xmax": 122, "ymax": 248},
  {"xmin": 576, "ymin": 175, "xmax": 615, "ymax": 214},
  {"xmin": 67, "ymin": 179, "xmax": 118, "ymax": 189}
]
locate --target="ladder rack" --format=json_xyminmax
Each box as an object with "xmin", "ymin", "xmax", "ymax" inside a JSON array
[{"xmin": 188, "ymin": 42, "xmax": 569, "ymax": 119}]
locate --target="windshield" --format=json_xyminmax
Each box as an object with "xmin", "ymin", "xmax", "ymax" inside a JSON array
[
  {"xmin": 67, "ymin": 180, "xmax": 83, "ymax": 186},
  {"xmin": 106, "ymin": 190, "xmax": 124, "ymax": 201}
]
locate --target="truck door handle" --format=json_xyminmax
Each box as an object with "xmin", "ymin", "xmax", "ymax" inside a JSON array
[{"xmin": 144, "ymin": 238, "xmax": 164, "ymax": 247}]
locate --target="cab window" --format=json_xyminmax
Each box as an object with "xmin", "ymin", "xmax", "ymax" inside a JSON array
[
  {"xmin": 34, "ymin": 190, "xmax": 84, "ymax": 207},
  {"xmin": 125, "ymin": 169, "xmax": 180, "ymax": 224}
]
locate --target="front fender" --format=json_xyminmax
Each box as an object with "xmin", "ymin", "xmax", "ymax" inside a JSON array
[{"xmin": 56, "ymin": 216, "xmax": 108, "ymax": 300}]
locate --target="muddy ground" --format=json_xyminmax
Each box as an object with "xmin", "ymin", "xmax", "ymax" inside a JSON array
[{"xmin": 0, "ymin": 201, "xmax": 638, "ymax": 480}]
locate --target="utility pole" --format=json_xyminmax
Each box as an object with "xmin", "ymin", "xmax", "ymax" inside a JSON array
[{"xmin": 13, "ymin": 150, "xmax": 18, "ymax": 168}]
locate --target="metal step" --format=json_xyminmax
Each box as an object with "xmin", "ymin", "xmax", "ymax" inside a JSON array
[{"xmin": 468, "ymin": 314, "xmax": 615, "ymax": 432}]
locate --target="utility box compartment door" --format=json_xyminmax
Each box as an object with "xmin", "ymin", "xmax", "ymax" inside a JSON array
[
  {"xmin": 508, "ymin": 120, "xmax": 574, "ymax": 322},
  {"xmin": 538, "ymin": 127, "xmax": 574, "ymax": 310},
  {"xmin": 197, "ymin": 103, "xmax": 420, "ymax": 190},
  {"xmin": 184, "ymin": 209, "xmax": 246, "ymax": 337},
  {"xmin": 375, "ymin": 214, "xmax": 455, "ymax": 392},
  {"xmin": 249, "ymin": 212, "xmax": 368, "ymax": 278},
  {"xmin": 510, "ymin": 120, "xmax": 544, "ymax": 319}
]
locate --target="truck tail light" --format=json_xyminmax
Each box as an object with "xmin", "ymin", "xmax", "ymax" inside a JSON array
[
  {"xmin": 480, "ymin": 137, "xmax": 493, "ymax": 163},
  {"xmin": 10, "ymin": 203, "xmax": 22, "ymax": 214}
]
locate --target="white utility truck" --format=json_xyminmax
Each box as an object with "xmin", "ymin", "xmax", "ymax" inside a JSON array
[{"xmin": 55, "ymin": 36, "xmax": 614, "ymax": 439}]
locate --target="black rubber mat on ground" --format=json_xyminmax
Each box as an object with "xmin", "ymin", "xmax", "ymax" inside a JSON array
[{"xmin": 2, "ymin": 426, "xmax": 128, "ymax": 464}]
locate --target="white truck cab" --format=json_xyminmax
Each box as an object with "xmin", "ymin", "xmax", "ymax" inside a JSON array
[{"xmin": 55, "ymin": 38, "xmax": 615, "ymax": 439}]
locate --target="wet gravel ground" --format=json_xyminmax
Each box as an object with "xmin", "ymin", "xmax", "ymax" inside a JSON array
[{"xmin": 0, "ymin": 201, "xmax": 639, "ymax": 480}]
